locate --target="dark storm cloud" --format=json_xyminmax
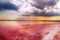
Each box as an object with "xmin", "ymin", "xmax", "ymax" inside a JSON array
[
  {"xmin": 28, "ymin": 0, "xmax": 60, "ymax": 16},
  {"xmin": 32, "ymin": 11, "xmax": 60, "ymax": 16},
  {"xmin": 31, "ymin": 0, "xmax": 58, "ymax": 10},
  {"xmin": 0, "ymin": 2, "xmax": 18, "ymax": 11}
]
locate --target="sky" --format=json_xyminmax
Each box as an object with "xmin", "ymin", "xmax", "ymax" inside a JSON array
[
  {"xmin": 0, "ymin": 0, "xmax": 58, "ymax": 11},
  {"xmin": 0, "ymin": 0, "xmax": 60, "ymax": 20}
]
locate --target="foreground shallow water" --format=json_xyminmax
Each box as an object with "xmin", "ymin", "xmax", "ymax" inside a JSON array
[{"xmin": 0, "ymin": 21, "xmax": 60, "ymax": 40}]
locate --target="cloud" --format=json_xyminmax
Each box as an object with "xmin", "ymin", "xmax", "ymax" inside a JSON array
[
  {"xmin": 0, "ymin": 0, "xmax": 18, "ymax": 11},
  {"xmin": 30, "ymin": 0, "xmax": 58, "ymax": 10},
  {"xmin": 0, "ymin": 0, "xmax": 60, "ymax": 17},
  {"xmin": 32, "ymin": 10, "xmax": 60, "ymax": 16},
  {"xmin": 0, "ymin": 0, "xmax": 58, "ymax": 11},
  {"xmin": 26, "ymin": 0, "xmax": 60, "ymax": 16}
]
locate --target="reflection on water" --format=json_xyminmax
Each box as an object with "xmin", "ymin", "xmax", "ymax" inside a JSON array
[{"xmin": 0, "ymin": 21, "xmax": 60, "ymax": 40}]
